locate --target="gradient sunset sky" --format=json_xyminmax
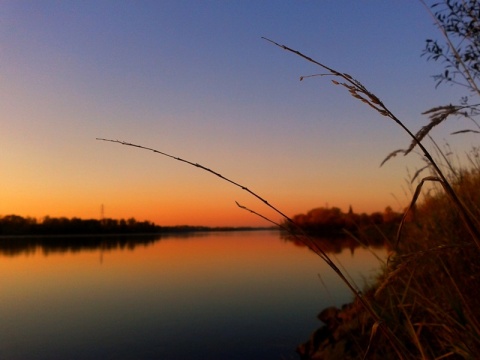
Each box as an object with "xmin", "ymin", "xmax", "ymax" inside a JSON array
[{"xmin": 2, "ymin": 1, "xmax": 477, "ymax": 226}]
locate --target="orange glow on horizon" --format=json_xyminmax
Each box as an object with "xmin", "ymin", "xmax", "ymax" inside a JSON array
[
  {"xmin": 0, "ymin": 193, "xmax": 403, "ymax": 228},
  {"xmin": 0, "ymin": 205, "xmax": 398, "ymax": 228}
]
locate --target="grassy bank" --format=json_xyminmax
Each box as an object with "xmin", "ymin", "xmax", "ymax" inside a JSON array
[
  {"xmin": 265, "ymin": 11, "xmax": 480, "ymax": 355},
  {"xmin": 298, "ymin": 153, "xmax": 480, "ymax": 359}
]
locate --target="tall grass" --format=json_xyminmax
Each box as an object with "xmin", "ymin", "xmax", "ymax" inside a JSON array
[
  {"xmin": 370, "ymin": 161, "xmax": 480, "ymax": 359},
  {"xmin": 262, "ymin": 39, "xmax": 480, "ymax": 358}
]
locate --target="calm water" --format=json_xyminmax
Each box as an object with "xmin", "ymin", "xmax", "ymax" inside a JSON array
[{"xmin": 0, "ymin": 230, "xmax": 386, "ymax": 360}]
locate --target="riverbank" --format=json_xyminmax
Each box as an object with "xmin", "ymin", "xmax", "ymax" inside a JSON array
[
  {"xmin": 297, "ymin": 291, "xmax": 375, "ymax": 359},
  {"xmin": 297, "ymin": 167, "xmax": 480, "ymax": 359}
]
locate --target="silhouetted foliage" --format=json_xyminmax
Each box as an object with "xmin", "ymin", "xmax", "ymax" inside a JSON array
[
  {"xmin": 381, "ymin": 0, "xmax": 480, "ymax": 167},
  {"xmin": 0, "ymin": 215, "xmax": 265, "ymax": 237},
  {"xmin": 283, "ymin": 205, "xmax": 402, "ymax": 240},
  {"xmin": 424, "ymin": 0, "xmax": 480, "ymax": 91},
  {"xmin": 0, "ymin": 215, "xmax": 160, "ymax": 236}
]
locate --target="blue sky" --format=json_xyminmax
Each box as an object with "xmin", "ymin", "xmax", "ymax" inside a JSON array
[{"xmin": 1, "ymin": 1, "xmax": 476, "ymax": 226}]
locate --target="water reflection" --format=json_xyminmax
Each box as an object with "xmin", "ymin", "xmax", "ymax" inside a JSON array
[
  {"xmin": 0, "ymin": 231, "xmax": 387, "ymax": 360},
  {"xmin": 281, "ymin": 232, "xmax": 389, "ymax": 255},
  {"xmin": 0, "ymin": 232, "xmax": 211, "ymax": 257},
  {"xmin": 0, "ymin": 230, "xmax": 387, "ymax": 257}
]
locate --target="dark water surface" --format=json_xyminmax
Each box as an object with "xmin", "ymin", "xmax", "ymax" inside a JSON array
[{"xmin": 0, "ymin": 230, "xmax": 386, "ymax": 360}]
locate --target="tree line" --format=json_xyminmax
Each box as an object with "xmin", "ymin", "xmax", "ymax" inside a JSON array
[
  {"xmin": 282, "ymin": 205, "xmax": 402, "ymax": 238},
  {"xmin": 0, "ymin": 215, "xmax": 254, "ymax": 236}
]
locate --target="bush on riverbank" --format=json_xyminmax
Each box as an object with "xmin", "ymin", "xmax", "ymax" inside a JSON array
[{"xmin": 283, "ymin": 206, "xmax": 402, "ymax": 240}]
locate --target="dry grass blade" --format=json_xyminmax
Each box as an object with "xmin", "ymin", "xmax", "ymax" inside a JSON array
[
  {"xmin": 262, "ymin": 37, "xmax": 392, "ymax": 118},
  {"xmin": 411, "ymin": 165, "xmax": 431, "ymax": 184},
  {"xmin": 380, "ymin": 149, "xmax": 406, "ymax": 167},
  {"xmin": 96, "ymin": 138, "xmax": 293, "ymax": 223},
  {"xmin": 375, "ymin": 265, "xmax": 406, "ymax": 299},
  {"xmin": 400, "ymin": 105, "xmax": 462, "ymax": 156},
  {"xmin": 399, "ymin": 299, "xmax": 427, "ymax": 359},
  {"xmin": 428, "ymin": 135, "xmax": 458, "ymax": 178},
  {"xmin": 362, "ymin": 321, "xmax": 381, "ymax": 360},
  {"xmin": 451, "ymin": 129, "xmax": 480, "ymax": 134},
  {"xmin": 299, "ymin": 73, "xmax": 332, "ymax": 81},
  {"xmin": 234, "ymin": 201, "xmax": 283, "ymax": 228},
  {"xmin": 421, "ymin": 105, "xmax": 458, "ymax": 116},
  {"xmin": 386, "ymin": 105, "xmax": 465, "ymax": 161},
  {"xmin": 396, "ymin": 176, "xmax": 442, "ymax": 248}
]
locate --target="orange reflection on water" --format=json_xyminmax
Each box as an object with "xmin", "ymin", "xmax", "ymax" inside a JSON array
[
  {"xmin": 0, "ymin": 231, "xmax": 387, "ymax": 295},
  {"xmin": 0, "ymin": 230, "xmax": 389, "ymax": 360}
]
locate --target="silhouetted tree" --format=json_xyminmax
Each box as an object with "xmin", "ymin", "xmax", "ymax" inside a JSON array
[
  {"xmin": 421, "ymin": 0, "xmax": 480, "ymax": 136},
  {"xmin": 285, "ymin": 205, "xmax": 401, "ymax": 238},
  {"xmin": 424, "ymin": 0, "xmax": 480, "ymax": 93}
]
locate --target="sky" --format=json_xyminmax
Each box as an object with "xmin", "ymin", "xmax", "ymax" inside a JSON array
[{"xmin": 1, "ymin": 1, "xmax": 478, "ymax": 227}]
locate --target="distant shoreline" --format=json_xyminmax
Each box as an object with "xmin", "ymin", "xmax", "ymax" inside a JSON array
[
  {"xmin": 0, "ymin": 227, "xmax": 280, "ymax": 257},
  {"xmin": 0, "ymin": 214, "xmax": 276, "ymax": 237},
  {"xmin": 0, "ymin": 226, "xmax": 277, "ymax": 238}
]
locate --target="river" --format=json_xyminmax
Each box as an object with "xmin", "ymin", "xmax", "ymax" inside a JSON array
[{"xmin": 0, "ymin": 230, "xmax": 387, "ymax": 360}]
